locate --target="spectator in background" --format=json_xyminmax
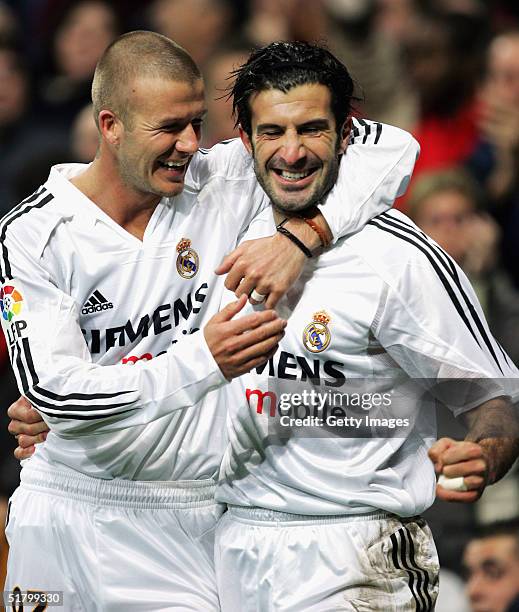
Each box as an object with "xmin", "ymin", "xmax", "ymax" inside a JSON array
[
  {"xmin": 408, "ymin": 169, "xmax": 519, "ymax": 366},
  {"xmin": 147, "ymin": 0, "xmax": 234, "ymax": 68},
  {"xmin": 0, "ymin": 43, "xmax": 69, "ymax": 216},
  {"xmin": 476, "ymin": 31, "xmax": 519, "ymax": 202},
  {"xmin": 322, "ymin": 0, "xmax": 418, "ymax": 130},
  {"xmin": 467, "ymin": 30, "xmax": 519, "ymax": 289},
  {"xmin": 403, "ymin": 8, "xmax": 486, "ymax": 179},
  {"xmin": 376, "ymin": 0, "xmax": 419, "ymax": 46},
  {"xmin": 0, "ymin": 1, "xmax": 18, "ymax": 43},
  {"xmin": 201, "ymin": 44, "xmax": 251, "ymax": 147},
  {"xmin": 71, "ymin": 103, "xmax": 99, "ymax": 162},
  {"xmin": 242, "ymin": 0, "xmax": 300, "ymax": 46},
  {"xmin": 37, "ymin": 0, "xmax": 119, "ymax": 129},
  {"xmin": 463, "ymin": 520, "xmax": 519, "ymax": 612},
  {"xmin": 9, "ymin": 103, "xmax": 100, "ymax": 202}
]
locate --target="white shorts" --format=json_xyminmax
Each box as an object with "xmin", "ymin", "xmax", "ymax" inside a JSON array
[
  {"xmin": 215, "ymin": 506, "xmax": 439, "ymax": 611},
  {"xmin": 5, "ymin": 466, "xmax": 225, "ymax": 611}
]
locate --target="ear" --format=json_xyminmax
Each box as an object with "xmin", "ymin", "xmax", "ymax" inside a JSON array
[
  {"xmin": 239, "ymin": 125, "xmax": 253, "ymax": 155},
  {"xmin": 338, "ymin": 116, "xmax": 352, "ymax": 154},
  {"xmin": 98, "ymin": 110, "xmax": 122, "ymax": 146}
]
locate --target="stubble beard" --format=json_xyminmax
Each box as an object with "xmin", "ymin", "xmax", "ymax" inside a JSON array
[
  {"xmin": 252, "ymin": 143, "xmax": 342, "ymax": 215},
  {"xmin": 117, "ymin": 153, "xmax": 170, "ymax": 201}
]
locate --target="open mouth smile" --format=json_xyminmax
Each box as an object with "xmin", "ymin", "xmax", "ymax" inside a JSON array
[
  {"xmin": 158, "ymin": 160, "xmax": 189, "ymax": 171},
  {"xmin": 272, "ymin": 167, "xmax": 319, "ymax": 186}
]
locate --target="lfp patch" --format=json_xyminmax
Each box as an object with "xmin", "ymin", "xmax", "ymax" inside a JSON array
[{"xmin": 1, "ymin": 285, "xmax": 24, "ymax": 322}]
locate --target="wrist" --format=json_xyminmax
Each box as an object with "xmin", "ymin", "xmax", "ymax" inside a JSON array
[
  {"xmin": 276, "ymin": 218, "xmax": 314, "ymax": 258},
  {"xmin": 281, "ymin": 216, "xmax": 330, "ymax": 253}
]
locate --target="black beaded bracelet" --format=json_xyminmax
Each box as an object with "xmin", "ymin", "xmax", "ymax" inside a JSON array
[{"xmin": 276, "ymin": 219, "xmax": 313, "ymax": 258}]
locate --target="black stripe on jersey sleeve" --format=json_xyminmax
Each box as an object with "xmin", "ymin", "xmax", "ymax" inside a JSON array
[
  {"xmin": 15, "ymin": 341, "xmax": 136, "ymax": 415},
  {"xmin": 12, "ymin": 339, "xmax": 137, "ymax": 418},
  {"xmin": 350, "ymin": 125, "xmax": 360, "ymax": 144},
  {"xmin": 25, "ymin": 389, "xmax": 137, "ymax": 415},
  {"xmin": 0, "ymin": 186, "xmax": 47, "ymax": 224},
  {"xmin": 381, "ymin": 212, "xmax": 457, "ymax": 277},
  {"xmin": 376, "ymin": 212, "xmax": 506, "ymax": 374},
  {"xmin": 14, "ymin": 338, "xmax": 31, "ymax": 394},
  {"xmin": 374, "ymin": 122, "xmax": 383, "ymax": 144},
  {"xmin": 367, "ymin": 219, "xmax": 505, "ymax": 373},
  {"xmin": 380, "ymin": 213, "xmax": 512, "ymax": 370},
  {"xmin": 357, "ymin": 118, "xmax": 371, "ymax": 144},
  {"xmin": 21, "ymin": 337, "xmax": 137, "ymax": 403},
  {"xmin": 0, "ymin": 190, "xmax": 55, "ymax": 282},
  {"xmin": 350, "ymin": 119, "xmax": 383, "ymax": 146},
  {"xmin": 35, "ymin": 406, "xmax": 137, "ymax": 420},
  {"xmin": 495, "ymin": 338, "xmax": 513, "ymax": 369}
]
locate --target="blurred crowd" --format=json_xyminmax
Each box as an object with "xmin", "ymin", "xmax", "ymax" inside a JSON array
[{"xmin": 1, "ymin": 0, "xmax": 519, "ymax": 608}]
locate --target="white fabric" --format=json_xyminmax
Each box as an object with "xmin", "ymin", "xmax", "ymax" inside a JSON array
[
  {"xmin": 0, "ymin": 124, "xmax": 417, "ymax": 481},
  {"xmin": 1, "ymin": 139, "xmax": 272, "ymax": 479},
  {"xmin": 5, "ymin": 467, "xmax": 223, "ymax": 611},
  {"xmin": 215, "ymin": 508, "xmax": 439, "ymax": 611},
  {"xmin": 216, "ymin": 208, "xmax": 519, "ymax": 517},
  {"xmin": 0, "ymin": 123, "xmax": 419, "ymax": 606}
]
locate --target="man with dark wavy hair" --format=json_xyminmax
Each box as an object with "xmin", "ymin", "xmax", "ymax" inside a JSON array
[{"xmin": 214, "ymin": 41, "xmax": 519, "ymax": 611}]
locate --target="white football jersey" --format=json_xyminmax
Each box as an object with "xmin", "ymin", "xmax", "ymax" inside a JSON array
[
  {"xmin": 216, "ymin": 207, "xmax": 519, "ymax": 517},
  {"xmin": 0, "ymin": 121, "xmax": 419, "ymax": 481}
]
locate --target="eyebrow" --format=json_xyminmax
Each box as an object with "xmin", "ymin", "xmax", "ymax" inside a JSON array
[
  {"xmin": 157, "ymin": 109, "xmax": 208, "ymax": 127},
  {"xmin": 481, "ymin": 559, "xmax": 503, "ymax": 570},
  {"xmin": 256, "ymin": 118, "xmax": 332, "ymax": 132}
]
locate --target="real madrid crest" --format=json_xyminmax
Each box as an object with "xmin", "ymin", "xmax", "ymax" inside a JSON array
[
  {"xmin": 176, "ymin": 238, "xmax": 199, "ymax": 279},
  {"xmin": 303, "ymin": 310, "xmax": 331, "ymax": 353}
]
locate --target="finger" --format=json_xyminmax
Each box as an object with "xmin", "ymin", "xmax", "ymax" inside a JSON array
[
  {"xmin": 235, "ymin": 276, "xmax": 258, "ymax": 299},
  {"xmin": 228, "ymin": 309, "xmax": 279, "ymax": 334},
  {"xmin": 213, "ymin": 294, "xmax": 248, "ymax": 322},
  {"xmin": 249, "ymin": 291, "xmax": 268, "ymax": 306},
  {"xmin": 428, "ymin": 437, "xmax": 456, "ymax": 471},
  {"xmin": 232, "ymin": 331, "xmax": 285, "ymax": 364},
  {"xmin": 8, "ymin": 397, "xmax": 41, "ymax": 423},
  {"xmin": 14, "ymin": 445, "xmax": 36, "ymax": 461},
  {"xmin": 8, "ymin": 419, "xmax": 49, "ymax": 437},
  {"xmin": 462, "ymin": 475, "xmax": 486, "ymax": 490},
  {"xmin": 231, "ymin": 317, "xmax": 287, "ymax": 348},
  {"xmin": 265, "ymin": 290, "xmax": 283, "ymax": 309},
  {"xmin": 442, "ymin": 458, "xmax": 487, "ymax": 478},
  {"xmin": 233, "ymin": 345, "xmax": 280, "ymax": 377},
  {"xmin": 18, "ymin": 432, "xmax": 47, "ymax": 448},
  {"xmin": 233, "ymin": 273, "xmax": 267, "ymax": 301},
  {"xmin": 215, "ymin": 245, "xmax": 244, "ymax": 276},
  {"xmin": 436, "ymin": 485, "xmax": 481, "ymax": 503},
  {"xmin": 441, "ymin": 442, "xmax": 483, "ymax": 465},
  {"xmin": 225, "ymin": 262, "xmax": 249, "ymax": 293}
]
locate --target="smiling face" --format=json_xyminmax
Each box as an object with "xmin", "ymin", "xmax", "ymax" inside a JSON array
[
  {"xmin": 112, "ymin": 75, "xmax": 206, "ymax": 201},
  {"xmin": 240, "ymin": 83, "xmax": 349, "ymax": 213}
]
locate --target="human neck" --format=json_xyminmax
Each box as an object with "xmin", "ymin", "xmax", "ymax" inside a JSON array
[{"xmin": 70, "ymin": 157, "xmax": 160, "ymax": 241}]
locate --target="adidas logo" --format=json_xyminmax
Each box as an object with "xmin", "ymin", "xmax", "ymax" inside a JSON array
[{"xmin": 82, "ymin": 290, "xmax": 114, "ymax": 315}]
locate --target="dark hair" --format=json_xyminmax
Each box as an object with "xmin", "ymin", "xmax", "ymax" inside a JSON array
[
  {"xmin": 230, "ymin": 41, "xmax": 357, "ymax": 136},
  {"xmin": 475, "ymin": 519, "xmax": 519, "ymax": 545}
]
